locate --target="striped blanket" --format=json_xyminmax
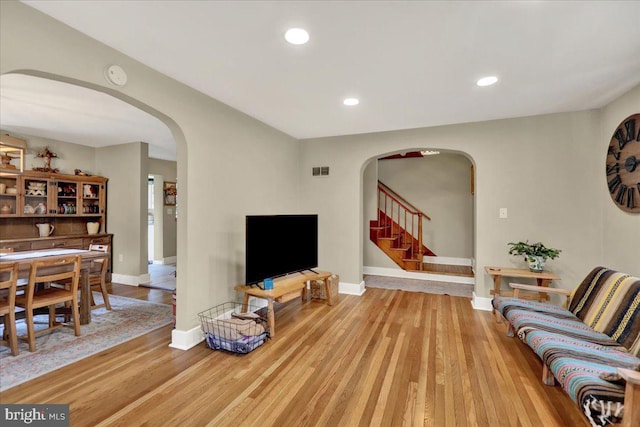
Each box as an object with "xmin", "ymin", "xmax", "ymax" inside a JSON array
[
  {"xmin": 492, "ymin": 267, "xmax": 640, "ymax": 426},
  {"xmin": 569, "ymin": 268, "xmax": 640, "ymax": 356}
]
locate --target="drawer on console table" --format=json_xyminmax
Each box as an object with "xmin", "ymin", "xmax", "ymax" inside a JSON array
[
  {"xmin": 84, "ymin": 236, "xmax": 111, "ymax": 247},
  {"xmin": 31, "ymin": 238, "xmax": 85, "ymax": 250},
  {"xmin": 0, "ymin": 241, "xmax": 32, "ymax": 252}
]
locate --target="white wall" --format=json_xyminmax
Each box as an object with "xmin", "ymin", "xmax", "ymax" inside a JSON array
[
  {"xmin": 601, "ymin": 84, "xmax": 640, "ymax": 275},
  {"xmin": 96, "ymin": 142, "xmax": 149, "ymax": 279},
  {"xmin": 363, "ymin": 159, "xmax": 397, "ymax": 269},
  {"xmin": 0, "ymin": 2, "xmax": 301, "ymax": 339},
  {"xmin": 300, "ymin": 109, "xmax": 612, "ymax": 296},
  {"xmin": 376, "ymin": 154, "xmax": 474, "ymax": 258},
  {"xmin": 148, "ymin": 158, "xmax": 177, "ymax": 261},
  {"xmin": 0, "ymin": 131, "xmax": 96, "ymax": 175}
]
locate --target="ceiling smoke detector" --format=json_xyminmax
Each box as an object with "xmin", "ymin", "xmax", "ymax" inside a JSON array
[{"xmin": 104, "ymin": 65, "xmax": 128, "ymax": 87}]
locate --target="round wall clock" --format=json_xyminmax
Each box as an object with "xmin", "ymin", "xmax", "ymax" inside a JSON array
[{"xmin": 606, "ymin": 113, "xmax": 640, "ymax": 213}]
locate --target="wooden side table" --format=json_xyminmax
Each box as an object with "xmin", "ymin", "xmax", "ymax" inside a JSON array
[
  {"xmin": 485, "ymin": 266, "xmax": 560, "ymax": 302},
  {"xmin": 234, "ymin": 270, "xmax": 333, "ymax": 337}
]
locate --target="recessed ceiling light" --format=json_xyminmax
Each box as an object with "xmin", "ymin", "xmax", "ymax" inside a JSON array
[
  {"xmin": 343, "ymin": 98, "xmax": 359, "ymax": 106},
  {"xmin": 477, "ymin": 76, "xmax": 498, "ymax": 87},
  {"xmin": 285, "ymin": 28, "xmax": 309, "ymax": 45}
]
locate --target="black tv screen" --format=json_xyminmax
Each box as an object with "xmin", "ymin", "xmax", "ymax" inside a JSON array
[{"xmin": 245, "ymin": 214, "xmax": 318, "ymax": 285}]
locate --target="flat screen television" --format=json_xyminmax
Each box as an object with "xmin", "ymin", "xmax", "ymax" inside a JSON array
[{"xmin": 245, "ymin": 214, "xmax": 318, "ymax": 285}]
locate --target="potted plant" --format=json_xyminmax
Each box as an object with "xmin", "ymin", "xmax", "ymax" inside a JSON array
[{"xmin": 507, "ymin": 241, "xmax": 561, "ymax": 272}]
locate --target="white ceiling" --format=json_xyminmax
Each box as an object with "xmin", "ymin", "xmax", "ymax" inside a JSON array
[
  {"xmin": 0, "ymin": 74, "xmax": 176, "ymax": 160},
  {"xmin": 4, "ymin": 1, "xmax": 640, "ymax": 159}
]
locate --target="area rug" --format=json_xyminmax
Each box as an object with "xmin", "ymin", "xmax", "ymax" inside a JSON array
[
  {"xmin": 364, "ymin": 274, "xmax": 474, "ymax": 298},
  {"xmin": 0, "ymin": 293, "xmax": 173, "ymax": 392}
]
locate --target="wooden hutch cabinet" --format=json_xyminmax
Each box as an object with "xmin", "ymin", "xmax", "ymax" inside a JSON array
[{"xmin": 0, "ymin": 169, "xmax": 113, "ymax": 279}]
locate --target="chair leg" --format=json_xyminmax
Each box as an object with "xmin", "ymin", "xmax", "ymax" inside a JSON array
[
  {"xmin": 100, "ymin": 283, "xmax": 111, "ymax": 310},
  {"xmin": 49, "ymin": 305, "xmax": 57, "ymax": 327},
  {"xmin": 71, "ymin": 296, "xmax": 81, "ymax": 337},
  {"xmin": 25, "ymin": 309, "xmax": 36, "ymax": 352},
  {"xmin": 4, "ymin": 313, "xmax": 19, "ymax": 356}
]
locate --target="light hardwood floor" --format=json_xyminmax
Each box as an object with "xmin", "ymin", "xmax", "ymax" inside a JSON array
[{"xmin": 0, "ymin": 285, "xmax": 588, "ymax": 426}]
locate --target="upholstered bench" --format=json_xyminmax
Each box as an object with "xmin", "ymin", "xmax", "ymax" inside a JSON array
[{"xmin": 492, "ymin": 267, "xmax": 640, "ymax": 427}]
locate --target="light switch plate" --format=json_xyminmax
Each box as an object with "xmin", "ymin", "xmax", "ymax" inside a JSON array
[{"xmin": 499, "ymin": 208, "xmax": 508, "ymax": 219}]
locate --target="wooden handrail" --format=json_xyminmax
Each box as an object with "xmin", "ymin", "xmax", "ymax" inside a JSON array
[
  {"xmin": 378, "ymin": 181, "xmax": 431, "ymax": 220},
  {"xmin": 376, "ymin": 181, "xmax": 434, "ymax": 270}
]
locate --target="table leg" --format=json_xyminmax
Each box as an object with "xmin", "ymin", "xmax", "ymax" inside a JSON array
[
  {"xmin": 241, "ymin": 293, "xmax": 250, "ymax": 313},
  {"xmin": 492, "ymin": 274, "xmax": 502, "ymax": 296},
  {"xmin": 324, "ymin": 277, "xmax": 333, "ymax": 306},
  {"xmin": 537, "ymin": 278, "xmax": 552, "ymax": 302},
  {"xmin": 267, "ymin": 299, "xmax": 275, "ymax": 338},
  {"xmin": 79, "ymin": 268, "xmax": 91, "ymax": 325}
]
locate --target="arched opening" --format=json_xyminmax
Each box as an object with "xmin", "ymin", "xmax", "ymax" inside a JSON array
[
  {"xmin": 360, "ymin": 148, "xmax": 476, "ymax": 296},
  {"xmin": 0, "ymin": 70, "xmax": 187, "ymax": 334}
]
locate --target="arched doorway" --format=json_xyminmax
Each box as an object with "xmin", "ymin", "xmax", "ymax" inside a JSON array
[
  {"xmin": 361, "ymin": 148, "xmax": 476, "ymax": 296},
  {"xmin": 0, "ymin": 70, "xmax": 186, "ymax": 331}
]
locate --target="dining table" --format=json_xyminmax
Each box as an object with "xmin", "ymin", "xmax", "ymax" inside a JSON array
[{"xmin": 0, "ymin": 248, "xmax": 110, "ymax": 325}]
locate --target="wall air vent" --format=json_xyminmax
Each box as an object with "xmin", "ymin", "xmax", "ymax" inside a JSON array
[{"xmin": 312, "ymin": 166, "xmax": 330, "ymax": 177}]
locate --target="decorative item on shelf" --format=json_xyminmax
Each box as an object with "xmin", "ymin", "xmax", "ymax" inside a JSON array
[
  {"xmin": 74, "ymin": 168, "xmax": 92, "ymax": 176},
  {"xmin": 87, "ymin": 221, "xmax": 100, "ymax": 235},
  {"xmin": 83, "ymin": 184, "xmax": 96, "ymax": 198},
  {"xmin": 1, "ymin": 204, "xmax": 12, "ymax": 214},
  {"xmin": 0, "ymin": 153, "xmax": 15, "ymax": 169},
  {"xmin": 507, "ymin": 241, "xmax": 561, "ymax": 273},
  {"xmin": 32, "ymin": 146, "xmax": 59, "ymax": 173},
  {"xmin": 164, "ymin": 181, "xmax": 177, "ymax": 206},
  {"xmin": 34, "ymin": 203, "xmax": 46, "ymax": 214},
  {"xmin": 23, "ymin": 205, "xmax": 35, "ymax": 214},
  {"xmin": 0, "ymin": 183, "xmax": 5, "ymax": 194},
  {"xmin": 0, "ymin": 134, "xmax": 26, "ymax": 171},
  {"xmin": 26, "ymin": 181, "xmax": 47, "ymax": 196},
  {"xmin": 35, "ymin": 223, "xmax": 54, "ymax": 237},
  {"xmin": 5, "ymin": 186, "xmax": 17, "ymax": 195}
]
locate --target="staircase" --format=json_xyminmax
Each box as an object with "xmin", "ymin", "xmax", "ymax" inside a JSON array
[{"xmin": 370, "ymin": 181, "xmax": 436, "ymax": 271}]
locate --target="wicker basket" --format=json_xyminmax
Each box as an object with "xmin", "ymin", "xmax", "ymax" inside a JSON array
[{"xmin": 198, "ymin": 302, "xmax": 270, "ymax": 354}]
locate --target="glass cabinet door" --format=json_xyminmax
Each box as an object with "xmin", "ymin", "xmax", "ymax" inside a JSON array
[
  {"xmin": 0, "ymin": 174, "xmax": 19, "ymax": 216},
  {"xmin": 23, "ymin": 178, "xmax": 50, "ymax": 215},
  {"xmin": 81, "ymin": 182, "xmax": 104, "ymax": 215},
  {"xmin": 55, "ymin": 180, "xmax": 79, "ymax": 215}
]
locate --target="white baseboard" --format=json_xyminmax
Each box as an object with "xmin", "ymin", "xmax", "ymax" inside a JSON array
[
  {"xmin": 339, "ymin": 281, "xmax": 366, "ymax": 296},
  {"xmin": 169, "ymin": 325, "xmax": 203, "ymax": 350},
  {"xmin": 363, "ymin": 266, "xmax": 475, "ymax": 285},
  {"xmin": 111, "ymin": 273, "xmax": 151, "ymax": 286},
  {"xmin": 152, "ymin": 256, "xmax": 176, "ymax": 265},
  {"xmin": 422, "ymin": 256, "xmax": 473, "ymax": 266},
  {"xmin": 471, "ymin": 292, "xmax": 493, "ymax": 311}
]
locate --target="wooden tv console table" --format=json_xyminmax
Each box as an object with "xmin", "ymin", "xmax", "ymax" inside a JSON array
[{"xmin": 234, "ymin": 270, "xmax": 333, "ymax": 337}]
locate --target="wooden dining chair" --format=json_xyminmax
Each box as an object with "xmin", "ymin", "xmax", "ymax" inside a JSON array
[
  {"xmin": 14, "ymin": 255, "xmax": 81, "ymax": 352},
  {"xmin": 0, "ymin": 262, "xmax": 20, "ymax": 356},
  {"xmin": 88, "ymin": 244, "xmax": 111, "ymax": 310}
]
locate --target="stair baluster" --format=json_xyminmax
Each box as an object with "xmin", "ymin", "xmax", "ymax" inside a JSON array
[{"xmin": 370, "ymin": 181, "xmax": 435, "ymax": 271}]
